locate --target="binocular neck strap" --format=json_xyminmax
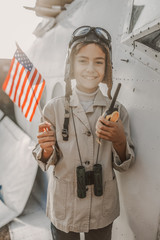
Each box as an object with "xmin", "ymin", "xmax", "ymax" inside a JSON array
[
  {"xmin": 96, "ymin": 107, "xmax": 103, "ymax": 164},
  {"xmin": 96, "ymin": 139, "xmax": 100, "ymax": 164},
  {"xmin": 71, "ymin": 107, "xmax": 83, "ymax": 165},
  {"xmin": 71, "ymin": 107, "xmax": 103, "ymax": 166}
]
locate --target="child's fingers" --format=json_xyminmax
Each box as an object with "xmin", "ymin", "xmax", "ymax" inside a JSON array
[
  {"xmin": 96, "ymin": 130, "xmax": 112, "ymax": 140},
  {"xmin": 39, "ymin": 122, "xmax": 52, "ymax": 132},
  {"xmin": 37, "ymin": 130, "xmax": 55, "ymax": 138},
  {"xmin": 38, "ymin": 134, "xmax": 56, "ymax": 151},
  {"xmin": 39, "ymin": 141, "xmax": 55, "ymax": 150},
  {"xmin": 96, "ymin": 117, "xmax": 114, "ymax": 132},
  {"xmin": 100, "ymin": 118, "xmax": 116, "ymax": 127},
  {"xmin": 38, "ymin": 135, "xmax": 55, "ymax": 143}
]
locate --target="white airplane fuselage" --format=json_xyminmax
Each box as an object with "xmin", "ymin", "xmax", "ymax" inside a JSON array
[{"xmin": 12, "ymin": 0, "xmax": 160, "ymax": 239}]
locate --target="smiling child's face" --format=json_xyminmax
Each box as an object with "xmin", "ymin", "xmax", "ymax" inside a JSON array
[{"xmin": 73, "ymin": 43, "xmax": 106, "ymax": 93}]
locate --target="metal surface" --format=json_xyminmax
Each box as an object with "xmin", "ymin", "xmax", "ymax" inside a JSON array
[
  {"xmin": 15, "ymin": 0, "xmax": 160, "ymax": 238},
  {"xmin": 131, "ymin": 0, "xmax": 160, "ymax": 32},
  {"xmin": 0, "ymin": 110, "xmax": 4, "ymax": 120},
  {"xmin": 1, "ymin": 0, "xmax": 160, "ymax": 239},
  {"xmin": 0, "ymin": 117, "xmax": 37, "ymax": 228},
  {"xmin": 9, "ymin": 194, "xmax": 52, "ymax": 240}
]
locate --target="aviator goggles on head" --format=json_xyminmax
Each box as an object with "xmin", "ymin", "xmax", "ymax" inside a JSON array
[
  {"xmin": 63, "ymin": 26, "xmax": 112, "ymax": 142},
  {"xmin": 69, "ymin": 26, "xmax": 111, "ymax": 49}
]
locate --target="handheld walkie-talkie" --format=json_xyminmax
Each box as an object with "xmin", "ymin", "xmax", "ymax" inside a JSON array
[
  {"xmin": 103, "ymin": 83, "xmax": 121, "ymax": 122},
  {"xmin": 97, "ymin": 83, "xmax": 121, "ymax": 145}
]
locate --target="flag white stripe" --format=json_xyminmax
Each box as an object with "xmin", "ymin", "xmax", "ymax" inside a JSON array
[
  {"xmin": 27, "ymin": 78, "xmax": 44, "ymax": 121},
  {"xmin": 10, "ymin": 64, "xmax": 23, "ymax": 101},
  {"xmin": 14, "ymin": 67, "xmax": 28, "ymax": 106},
  {"xmin": 22, "ymin": 71, "xmax": 40, "ymax": 115},
  {"xmin": 5, "ymin": 59, "xmax": 17, "ymax": 95},
  {"xmin": 3, "ymin": 47, "xmax": 45, "ymax": 122},
  {"xmin": 33, "ymin": 77, "xmax": 43, "ymax": 101},
  {"xmin": 19, "ymin": 66, "xmax": 36, "ymax": 108}
]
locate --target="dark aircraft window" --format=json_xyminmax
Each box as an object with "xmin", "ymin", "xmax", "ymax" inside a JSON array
[
  {"xmin": 40, "ymin": 85, "xmax": 46, "ymax": 109},
  {"xmin": 122, "ymin": 0, "xmax": 160, "ymax": 65},
  {"xmin": 128, "ymin": 0, "xmax": 160, "ymax": 34},
  {"xmin": 129, "ymin": 4, "xmax": 144, "ymax": 33},
  {"xmin": 137, "ymin": 29, "xmax": 160, "ymax": 52}
]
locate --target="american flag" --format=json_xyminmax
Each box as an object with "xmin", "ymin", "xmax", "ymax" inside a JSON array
[{"xmin": 2, "ymin": 45, "xmax": 45, "ymax": 122}]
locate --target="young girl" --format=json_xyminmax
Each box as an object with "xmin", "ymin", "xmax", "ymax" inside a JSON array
[{"xmin": 33, "ymin": 26, "xmax": 135, "ymax": 240}]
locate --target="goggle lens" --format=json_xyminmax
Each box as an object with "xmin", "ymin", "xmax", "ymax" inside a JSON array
[
  {"xmin": 73, "ymin": 26, "xmax": 91, "ymax": 37},
  {"xmin": 95, "ymin": 28, "xmax": 110, "ymax": 41},
  {"xmin": 71, "ymin": 26, "xmax": 111, "ymax": 47}
]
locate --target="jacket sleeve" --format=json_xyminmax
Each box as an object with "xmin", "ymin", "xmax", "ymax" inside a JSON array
[
  {"xmin": 32, "ymin": 99, "xmax": 62, "ymax": 171},
  {"xmin": 32, "ymin": 143, "xmax": 60, "ymax": 171},
  {"xmin": 112, "ymin": 103, "xmax": 135, "ymax": 172}
]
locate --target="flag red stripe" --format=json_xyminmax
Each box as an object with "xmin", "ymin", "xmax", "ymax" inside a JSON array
[
  {"xmin": 2, "ymin": 58, "xmax": 15, "ymax": 91},
  {"xmin": 9, "ymin": 62, "xmax": 20, "ymax": 97},
  {"xmin": 2, "ymin": 46, "xmax": 45, "ymax": 122},
  {"xmin": 25, "ymin": 74, "xmax": 41, "ymax": 118},
  {"xmin": 29, "ymin": 80, "xmax": 45, "ymax": 122},
  {"xmin": 21, "ymin": 69, "xmax": 38, "ymax": 111},
  {"xmin": 13, "ymin": 67, "xmax": 25, "ymax": 102},
  {"xmin": 18, "ymin": 71, "xmax": 30, "ymax": 107}
]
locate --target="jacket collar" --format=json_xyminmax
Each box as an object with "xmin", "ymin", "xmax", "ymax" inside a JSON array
[
  {"xmin": 69, "ymin": 88, "xmax": 110, "ymax": 131},
  {"xmin": 69, "ymin": 88, "xmax": 109, "ymax": 108}
]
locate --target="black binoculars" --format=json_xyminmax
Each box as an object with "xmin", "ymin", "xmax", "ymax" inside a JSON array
[{"xmin": 76, "ymin": 164, "xmax": 103, "ymax": 198}]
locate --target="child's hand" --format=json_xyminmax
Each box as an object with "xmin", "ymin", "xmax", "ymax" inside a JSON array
[
  {"xmin": 95, "ymin": 116, "xmax": 126, "ymax": 146},
  {"xmin": 37, "ymin": 121, "xmax": 56, "ymax": 160}
]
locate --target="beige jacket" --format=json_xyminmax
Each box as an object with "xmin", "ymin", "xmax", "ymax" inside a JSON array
[{"xmin": 32, "ymin": 89, "xmax": 135, "ymax": 233}]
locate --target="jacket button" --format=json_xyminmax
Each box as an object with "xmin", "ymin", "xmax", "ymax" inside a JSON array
[
  {"xmin": 85, "ymin": 161, "xmax": 90, "ymax": 165},
  {"xmin": 86, "ymin": 131, "xmax": 91, "ymax": 136}
]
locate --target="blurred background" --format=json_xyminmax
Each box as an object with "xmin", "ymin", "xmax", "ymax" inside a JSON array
[
  {"xmin": 0, "ymin": 0, "xmax": 39, "ymax": 123},
  {"xmin": 1, "ymin": 1, "xmax": 160, "ymax": 239},
  {"xmin": 0, "ymin": 1, "xmax": 72, "ymax": 239},
  {"xmin": 0, "ymin": 1, "xmax": 38, "ymax": 238}
]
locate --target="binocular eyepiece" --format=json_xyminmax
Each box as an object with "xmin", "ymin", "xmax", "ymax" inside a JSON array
[{"xmin": 76, "ymin": 164, "xmax": 103, "ymax": 198}]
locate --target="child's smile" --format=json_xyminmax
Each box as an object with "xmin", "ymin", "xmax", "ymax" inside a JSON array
[{"xmin": 74, "ymin": 43, "xmax": 105, "ymax": 93}]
